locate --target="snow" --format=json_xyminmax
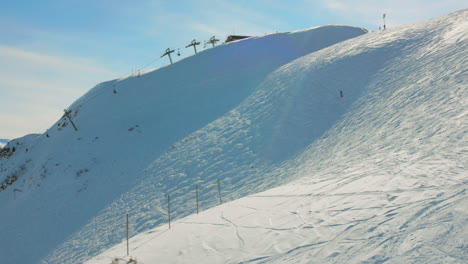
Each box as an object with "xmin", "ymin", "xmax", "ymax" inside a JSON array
[
  {"xmin": 0, "ymin": 25, "xmax": 366, "ymax": 264},
  {"xmin": 87, "ymin": 183, "xmax": 466, "ymax": 264},
  {"xmin": 1, "ymin": 8, "xmax": 467, "ymax": 264},
  {"xmin": 86, "ymin": 9, "xmax": 467, "ymax": 264}
]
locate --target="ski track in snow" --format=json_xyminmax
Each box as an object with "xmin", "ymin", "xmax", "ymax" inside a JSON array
[{"xmin": 87, "ymin": 180, "xmax": 466, "ymax": 264}]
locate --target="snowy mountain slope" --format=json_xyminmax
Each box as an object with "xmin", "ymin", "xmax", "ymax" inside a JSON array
[
  {"xmin": 86, "ymin": 9, "xmax": 467, "ymax": 264},
  {"xmin": 0, "ymin": 26, "xmax": 367, "ymax": 264}
]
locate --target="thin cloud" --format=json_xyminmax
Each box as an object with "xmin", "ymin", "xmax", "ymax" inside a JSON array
[
  {"xmin": 0, "ymin": 46, "xmax": 115, "ymax": 75},
  {"xmin": 0, "ymin": 46, "xmax": 116, "ymax": 138},
  {"xmin": 146, "ymin": 0, "xmax": 285, "ymax": 42},
  {"xmin": 191, "ymin": 23, "xmax": 226, "ymax": 37}
]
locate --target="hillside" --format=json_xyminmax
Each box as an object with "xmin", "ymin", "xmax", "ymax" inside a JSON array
[
  {"xmin": 0, "ymin": 25, "xmax": 368, "ymax": 264},
  {"xmin": 1, "ymin": 8, "xmax": 466, "ymax": 264},
  {"xmin": 87, "ymin": 9, "xmax": 467, "ymax": 264}
]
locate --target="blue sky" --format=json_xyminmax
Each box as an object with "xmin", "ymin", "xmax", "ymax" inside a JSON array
[{"xmin": 0, "ymin": 0, "xmax": 466, "ymax": 139}]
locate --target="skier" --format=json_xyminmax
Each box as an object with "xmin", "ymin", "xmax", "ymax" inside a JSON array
[{"xmin": 340, "ymin": 90, "xmax": 344, "ymax": 98}]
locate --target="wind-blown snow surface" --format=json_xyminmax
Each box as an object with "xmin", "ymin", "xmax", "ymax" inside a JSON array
[
  {"xmin": 88, "ymin": 10, "xmax": 467, "ymax": 264},
  {"xmin": 0, "ymin": 26, "xmax": 368, "ymax": 264}
]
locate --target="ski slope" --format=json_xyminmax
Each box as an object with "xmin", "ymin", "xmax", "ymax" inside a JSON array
[
  {"xmin": 87, "ymin": 9, "xmax": 467, "ymax": 264},
  {"xmin": 0, "ymin": 25, "xmax": 368, "ymax": 264},
  {"xmin": 1, "ymin": 8, "xmax": 466, "ymax": 264}
]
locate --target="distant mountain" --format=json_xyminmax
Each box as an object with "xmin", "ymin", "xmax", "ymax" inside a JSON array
[{"xmin": 0, "ymin": 139, "xmax": 9, "ymax": 148}]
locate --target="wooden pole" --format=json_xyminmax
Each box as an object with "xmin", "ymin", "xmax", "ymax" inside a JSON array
[
  {"xmin": 168, "ymin": 194, "xmax": 171, "ymax": 229},
  {"xmin": 126, "ymin": 214, "xmax": 129, "ymax": 256},
  {"xmin": 196, "ymin": 184, "xmax": 199, "ymax": 214},
  {"xmin": 217, "ymin": 180, "xmax": 222, "ymax": 205}
]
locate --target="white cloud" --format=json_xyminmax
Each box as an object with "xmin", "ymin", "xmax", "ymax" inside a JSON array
[
  {"xmin": 191, "ymin": 23, "xmax": 226, "ymax": 38},
  {"xmin": 146, "ymin": 0, "xmax": 285, "ymax": 44},
  {"xmin": 326, "ymin": 0, "xmax": 348, "ymax": 9},
  {"xmin": 0, "ymin": 46, "xmax": 116, "ymax": 139},
  {"xmin": 0, "ymin": 46, "xmax": 114, "ymax": 75}
]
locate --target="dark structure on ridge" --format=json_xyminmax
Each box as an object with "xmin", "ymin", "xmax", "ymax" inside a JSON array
[{"xmin": 225, "ymin": 35, "xmax": 251, "ymax": 43}]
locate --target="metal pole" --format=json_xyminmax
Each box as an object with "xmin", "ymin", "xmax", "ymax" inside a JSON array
[
  {"xmin": 168, "ymin": 54, "xmax": 173, "ymax": 65},
  {"xmin": 161, "ymin": 48, "xmax": 175, "ymax": 65},
  {"xmin": 217, "ymin": 180, "xmax": 222, "ymax": 205},
  {"xmin": 383, "ymin": 13, "xmax": 386, "ymax": 30},
  {"xmin": 196, "ymin": 185, "xmax": 199, "ymax": 214},
  {"xmin": 126, "ymin": 214, "xmax": 129, "ymax": 256},
  {"xmin": 168, "ymin": 194, "xmax": 171, "ymax": 229},
  {"xmin": 186, "ymin": 40, "xmax": 200, "ymax": 55}
]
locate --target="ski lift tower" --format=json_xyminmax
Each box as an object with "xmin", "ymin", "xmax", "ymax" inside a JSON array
[
  {"xmin": 186, "ymin": 39, "xmax": 201, "ymax": 54},
  {"xmin": 161, "ymin": 48, "xmax": 175, "ymax": 64},
  {"xmin": 206, "ymin": 36, "xmax": 220, "ymax": 47}
]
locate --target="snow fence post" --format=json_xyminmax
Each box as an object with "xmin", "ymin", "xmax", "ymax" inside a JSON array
[
  {"xmin": 383, "ymin": 13, "xmax": 387, "ymax": 30},
  {"xmin": 196, "ymin": 184, "xmax": 199, "ymax": 214},
  {"xmin": 217, "ymin": 179, "xmax": 222, "ymax": 205},
  {"xmin": 168, "ymin": 194, "xmax": 171, "ymax": 229},
  {"xmin": 126, "ymin": 214, "xmax": 129, "ymax": 256}
]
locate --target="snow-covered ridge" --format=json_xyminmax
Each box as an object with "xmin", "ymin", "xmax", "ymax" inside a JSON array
[
  {"xmin": 87, "ymin": 9, "xmax": 467, "ymax": 264},
  {"xmin": 0, "ymin": 25, "xmax": 367, "ymax": 264}
]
